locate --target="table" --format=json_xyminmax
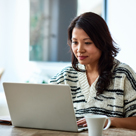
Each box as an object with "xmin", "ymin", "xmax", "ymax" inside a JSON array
[{"xmin": 1, "ymin": 124, "xmax": 136, "ymax": 136}]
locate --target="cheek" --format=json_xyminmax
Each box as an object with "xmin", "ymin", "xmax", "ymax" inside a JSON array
[
  {"xmin": 94, "ymin": 50, "xmax": 102, "ymax": 59},
  {"xmin": 88, "ymin": 46, "xmax": 101, "ymax": 55},
  {"xmin": 87, "ymin": 47, "xmax": 94, "ymax": 53}
]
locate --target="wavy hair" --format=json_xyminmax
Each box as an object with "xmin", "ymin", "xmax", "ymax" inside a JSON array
[{"xmin": 67, "ymin": 12, "xmax": 119, "ymax": 95}]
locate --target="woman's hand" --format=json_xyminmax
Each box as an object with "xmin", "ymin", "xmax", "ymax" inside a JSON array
[
  {"xmin": 77, "ymin": 118, "xmax": 87, "ymax": 127},
  {"xmin": 104, "ymin": 116, "xmax": 136, "ymax": 130}
]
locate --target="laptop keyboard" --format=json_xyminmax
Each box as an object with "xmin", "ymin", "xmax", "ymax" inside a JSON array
[
  {"xmin": 76, "ymin": 117, "xmax": 82, "ymax": 121},
  {"xmin": 78, "ymin": 125, "xmax": 84, "ymax": 129}
]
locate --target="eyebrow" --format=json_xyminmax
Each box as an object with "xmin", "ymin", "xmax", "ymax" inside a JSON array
[
  {"xmin": 83, "ymin": 38, "xmax": 91, "ymax": 41},
  {"xmin": 71, "ymin": 38, "xmax": 91, "ymax": 40}
]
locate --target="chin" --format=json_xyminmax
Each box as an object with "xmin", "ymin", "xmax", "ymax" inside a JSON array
[{"xmin": 78, "ymin": 61, "xmax": 87, "ymax": 65}]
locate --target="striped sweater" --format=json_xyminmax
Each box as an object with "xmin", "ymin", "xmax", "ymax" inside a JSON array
[{"xmin": 49, "ymin": 59, "xmax": 136, "ymax": 118}]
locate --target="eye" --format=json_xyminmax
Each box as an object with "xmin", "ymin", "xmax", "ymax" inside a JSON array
[
  {"xmin": 85, "ymin": 42, "xmax": 93, "ymax": 45},
  {"xmin": 72, "ymin": 41, "xmax": 78, "ymax": 45}
]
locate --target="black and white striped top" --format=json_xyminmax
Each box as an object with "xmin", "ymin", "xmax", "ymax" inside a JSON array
[{"xmin": 49, "ymin": 59, "xmax": 136, "ymax": 118}]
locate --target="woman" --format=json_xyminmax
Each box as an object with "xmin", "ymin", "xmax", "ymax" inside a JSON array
[{"xmin": 49, "ymin": 12, "xmax": 136, "ymax": 129}]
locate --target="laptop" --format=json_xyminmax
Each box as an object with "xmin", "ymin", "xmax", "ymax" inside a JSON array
[{"xmin": 3, "ymin": 82, "xmax": 87, "ymax": 132}]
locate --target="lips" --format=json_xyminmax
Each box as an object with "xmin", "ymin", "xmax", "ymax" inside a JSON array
[{"xmin": 78, "ymin": 56, "xmax": 88, "ymax": 60}]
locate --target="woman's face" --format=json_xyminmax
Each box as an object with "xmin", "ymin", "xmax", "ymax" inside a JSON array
[{"xmin": 71, "ymin": 27, "xmax": 102, "ymax": 67}]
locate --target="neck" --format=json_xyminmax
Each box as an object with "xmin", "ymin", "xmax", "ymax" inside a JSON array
[
  {"xmin": 85, "ymin": 63, "xmax": 99, "ymax": 73},
  {"xmin": 85, "ymin": 64, "xmax": 99, "ymax": 86}
]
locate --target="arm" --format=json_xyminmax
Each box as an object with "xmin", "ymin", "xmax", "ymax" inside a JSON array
[
  {"xmin": 110, "ymin": 65, "xmax": 136, "ymax": 129},
  {"xmin": 48, "ymin": 66, "xmax": 77, "ymax": 84},
  {"xmin": 77, "ymin": 116, "xmax": 136, "ymax": 130},
  {"xmin": 109, "ymin": 116, "xmax": 136, "ymax": 130},
  {"xmin": 48, "ymin": 72, "xmax": 65, "ymax": 85}
]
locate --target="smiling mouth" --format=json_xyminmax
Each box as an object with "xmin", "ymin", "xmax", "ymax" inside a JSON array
[{"xmin": 78, "ymin": 56, "xmax": 88, "ymax": 60}]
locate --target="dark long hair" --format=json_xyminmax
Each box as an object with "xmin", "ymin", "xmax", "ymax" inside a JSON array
[{"xmin": 67, "ymin": 12, "xmax": 119, "ymax": 95}]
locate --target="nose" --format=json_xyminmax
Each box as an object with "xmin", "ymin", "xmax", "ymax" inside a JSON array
[{"xmin": 77, "ymin": 43, "xmax": 85, "ymax": 53}]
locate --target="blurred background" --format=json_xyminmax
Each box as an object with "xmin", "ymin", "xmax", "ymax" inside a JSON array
[{"xmin": 0, "ymin": 0, "xmax": 136, "ymax": 116}]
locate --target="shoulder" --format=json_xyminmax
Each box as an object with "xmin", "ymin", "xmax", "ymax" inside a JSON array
[
  {"xmin": 49, "ymin": 65, "xmax": 77, "ymax": 84},
  {"xmin": 56, "ymin": 65, "xmax": 77, "ymax": 77},
  {"xmin": 53, "ymin": 65, "xmax": 76, "ymax": 77},
  {"xmin": 60, "ymin": 65, "xmax": 76, "ymax": 73},
  {"xmin": 113, "ymin": 59, "xmax": 136, "ymax": 75}
]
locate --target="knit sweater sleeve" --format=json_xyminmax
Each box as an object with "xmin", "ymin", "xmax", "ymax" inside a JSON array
[
  {"xmin": 48, "ymin": 71, "xmax": 66, "ymax": 85},
  {"xmin": 122, "ymin": 64, "xmax": 136, "ymax": 117},
  {"xmin": 48, "ymin": 66, "xmax": 74, "ymax": 85}
]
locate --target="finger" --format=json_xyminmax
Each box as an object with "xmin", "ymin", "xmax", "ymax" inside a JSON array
[
  {"xmin": 77, "ymin": 118, "xmax": 86, "ymax": 125},
  {"xmin": 77, "ymin": 118, "xmax": 85, "ymax": 122},
  {"xmin": 83, "ymin": 123, "xmax": 87, "ymax": 127},
  {"xmin": 77, "ymin": 118, "xmax": 85, "ymax": 123}
]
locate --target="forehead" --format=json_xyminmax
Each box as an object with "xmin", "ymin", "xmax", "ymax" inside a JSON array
[{"xmin": 72, "ymin": 27, "xmax": 90, "ymax": 39}]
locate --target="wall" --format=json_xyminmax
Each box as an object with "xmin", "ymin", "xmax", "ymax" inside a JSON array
[
  {"xmin": 0, "ymin": 0, "xmax": 70, "ymax": 93},
  {"xmin": 107, "ymin": 0, "xmax": 136, "ymax": 70},
  {"xmin": 0, "ymin": 0, "xmax": 30, "ymax": 115},
  {"xmin": 0, "ymin": 0, "xmax": 29, "ymax": 94}
]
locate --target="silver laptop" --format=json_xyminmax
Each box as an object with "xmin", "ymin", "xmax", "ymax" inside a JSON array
[{"xmin": 3, "ymin": 82, "xmax": 87, "ymax": 132}]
